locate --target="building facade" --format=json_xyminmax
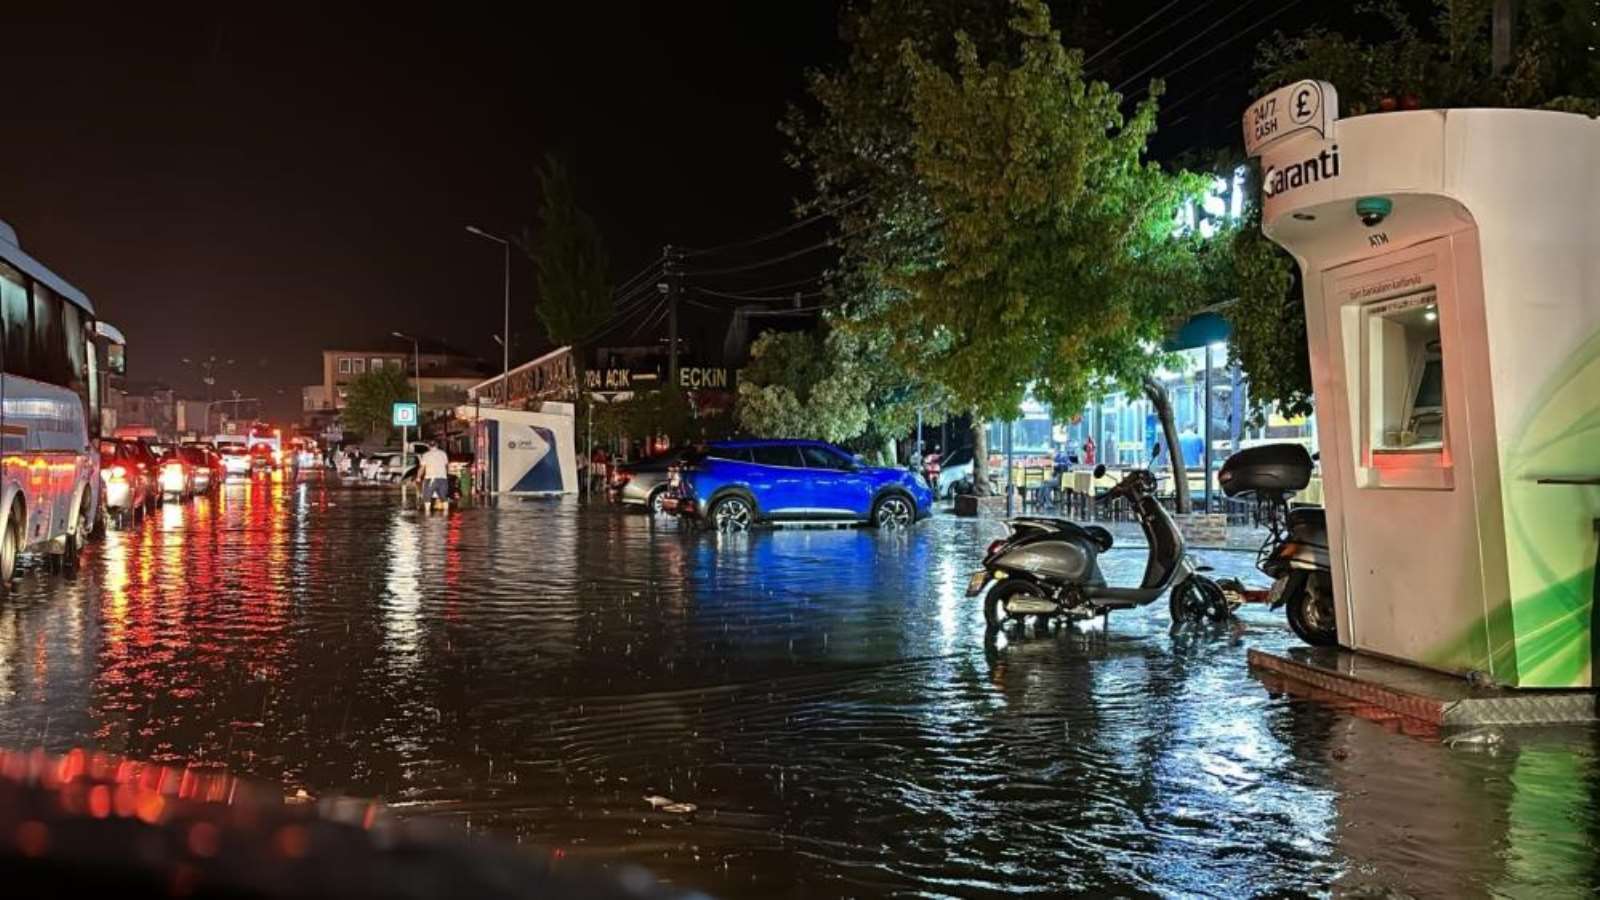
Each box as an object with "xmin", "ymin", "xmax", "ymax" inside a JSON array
[{"xmin": 305, "ymin": 337, "xmax": 491, "ymax": 432}]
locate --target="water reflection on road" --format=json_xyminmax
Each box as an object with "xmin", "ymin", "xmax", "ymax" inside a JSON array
[{"xmin": 0, "ymin": 478, "xmax": 1594, "ymax": 897}]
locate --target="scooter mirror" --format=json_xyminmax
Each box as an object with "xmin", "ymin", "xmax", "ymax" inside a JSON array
[{"xmin": 1093, "ymin": 464, "xmax": 1106, "ymax": 479}]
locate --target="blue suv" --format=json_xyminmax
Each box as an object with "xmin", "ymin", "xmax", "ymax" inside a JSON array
[{"xmin": 670, "ymin": 439, "xmax": 933, "ymax": 530}]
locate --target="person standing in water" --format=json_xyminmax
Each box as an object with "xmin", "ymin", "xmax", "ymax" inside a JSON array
[{"xmin": 418, "ymin": 443, "xmax": 452, "ymax": 512}]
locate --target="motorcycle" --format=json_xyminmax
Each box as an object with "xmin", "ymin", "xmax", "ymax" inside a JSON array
[
  {"xmin": 966, "ymin": 465, "xmax": 1228, "ymax": 629},
  {"xmin": 1215, "ymin": 444, "xmax": 1337, "ymax": 646}
]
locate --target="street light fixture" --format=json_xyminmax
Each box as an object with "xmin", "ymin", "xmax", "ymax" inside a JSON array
[
  {"xmin": 178, "ymin": 354, "xmax": 235, "ymax": 404},
  {"xmin": 465, "ymin": 225, "xmax": 512, "ymax": 404}
]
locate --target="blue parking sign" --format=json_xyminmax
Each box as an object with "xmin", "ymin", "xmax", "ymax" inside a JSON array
[{"xmin": 392, "ymin": 402, "xmax": 419, "ymax": 427}]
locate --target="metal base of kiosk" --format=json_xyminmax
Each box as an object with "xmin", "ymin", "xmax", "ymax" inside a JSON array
[{"xmin": 1249, "ymin": 647, "xmax": 1597, "ymax": 728}]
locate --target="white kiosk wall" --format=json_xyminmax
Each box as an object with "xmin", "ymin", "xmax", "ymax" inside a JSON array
[
  {"xmin": 1250, "ymin": 92, "xmax": 1599, "ymax": 688},
  {"xmin": 459, "ymin": 403, "xmax": 578, "ymax": 496}
]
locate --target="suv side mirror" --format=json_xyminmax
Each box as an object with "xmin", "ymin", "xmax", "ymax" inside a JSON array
[{"xmin": 1093, "ymin": 464, "xmax": 1107, "ymax": 479}]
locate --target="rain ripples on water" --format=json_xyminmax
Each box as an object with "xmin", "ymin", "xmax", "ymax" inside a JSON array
[{"xmin": 0, "ymin": 477, "xmax": 1594, "ymax": 896}]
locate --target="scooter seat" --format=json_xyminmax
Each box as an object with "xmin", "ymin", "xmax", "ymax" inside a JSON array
[
  {"xmin": 1286, "ymin": 506, "xmax": 1325, "ymax": 529},
  {"xmin": 1011, "ymin": 517, "xmax": 1113, "ymax": 553},
  {"xmin": 1081, "ymin": 525, "xmax": 1113, "ymax": 552}
]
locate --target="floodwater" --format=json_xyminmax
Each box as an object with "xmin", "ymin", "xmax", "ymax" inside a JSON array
[{"xmin": 0, "ymin": 477, "xmax": 1595, "ymax": 897}]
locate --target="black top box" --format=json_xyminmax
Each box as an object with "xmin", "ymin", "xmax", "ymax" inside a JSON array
[{"xmin": 1218, "ymin": 443, "xmax": 1313, "ymax": 497}]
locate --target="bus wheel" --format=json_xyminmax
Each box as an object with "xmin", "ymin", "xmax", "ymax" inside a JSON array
[
  {"xmin": 0, "ymin": 510, "xmax": 18, "ymax": 589},
  {"xmin": 64, "ymin": 502, "xmax": 90, "ymax": 571}
]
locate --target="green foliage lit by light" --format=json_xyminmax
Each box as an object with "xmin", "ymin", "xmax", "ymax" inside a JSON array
[
  {"xmin": 872, "ymin": 0, "xmax": 1207, "ymax": 420},
  {"xmin": 342, "ymin": 367, "xmax": 413, "ymax": 441}
]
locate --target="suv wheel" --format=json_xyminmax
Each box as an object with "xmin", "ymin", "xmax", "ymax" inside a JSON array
[
  {"xmin": 709, "ymin": 495, "xmax": 753, "ymax": 532},
  {"xmin": 872, "ymin": 494, "xmax": 914, "ymax": 529}
]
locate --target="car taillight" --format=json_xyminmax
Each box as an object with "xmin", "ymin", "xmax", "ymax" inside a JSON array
[
  {"xmin": 611, "ymin": 470, "xmax": 632, "ymax": 487},
  {"xmin": 987, "ymin": 539, "xmax": 1008, "ymax": 557}
]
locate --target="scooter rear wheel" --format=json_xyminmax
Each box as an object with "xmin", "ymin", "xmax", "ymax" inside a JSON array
[
  {"xmin": 984, "ymin": 579, "xmax": 1048, "ymax": 630},
  {"xmin": 1284, "ymin": 570, "xmax": 1338, "ymax": 646}
]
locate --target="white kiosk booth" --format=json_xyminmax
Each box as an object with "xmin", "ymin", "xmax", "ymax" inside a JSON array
[
  {"xmin": 459, "ymin": 402, "xmax": 578, "ymax": 496},
  {"xmin": 1245, "ymin": 82, "xmax": 1599, "ymax": 689}
]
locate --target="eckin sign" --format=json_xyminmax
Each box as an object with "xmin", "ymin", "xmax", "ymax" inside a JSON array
[{"xmin": 391, "ymin": 402, "xmax": 418, "ymax": 428}]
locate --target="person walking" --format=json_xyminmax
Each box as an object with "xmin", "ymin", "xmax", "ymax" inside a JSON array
[
  {"xmin": 922, "ymin": 445, "xmax": 942, "ymax": 499},
  {"xmin": 418, "ymin": 443, "xmax": 452, "ymax": 512}
]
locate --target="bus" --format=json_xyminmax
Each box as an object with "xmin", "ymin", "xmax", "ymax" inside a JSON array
[
  {"xmin": 92, "ymin": 320, "xmax": 127, "ymax": 437},
  {"xmin": 0, "ymin": 220, "xmax": 101, "ymax": 587}
]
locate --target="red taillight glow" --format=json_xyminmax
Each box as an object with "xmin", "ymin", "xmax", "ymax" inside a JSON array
[{"xmin": 987, "ymin": 539, "xmax": 1007, "ymax": 557}]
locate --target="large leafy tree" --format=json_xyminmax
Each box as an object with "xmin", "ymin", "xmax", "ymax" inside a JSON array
[
  {"xmin": 882, "ymin": 0, "xmax": 1204, "ymax": 419},
  {"xmin": 342, "ymin": 367, "xmax": 413, "ymax": 442},
  {"xmin": 787, "ymin": 0, "xmax": 1205, "ymax": 489},
  {"xmin": 784, "ymin": 0, "xmax": 1012, "ymax": 484},
  {"xmin": 1228, "ymin": 0, "xmax": 1600, "ymax": 416},
  {"xmin": 528, "ymin": 154, "xmax": 612, "ymax": 347}
]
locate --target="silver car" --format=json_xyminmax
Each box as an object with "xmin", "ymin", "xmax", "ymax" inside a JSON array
[{"xmin": 608, "ymin": 448, "xmax": 687, "ymax": 514}]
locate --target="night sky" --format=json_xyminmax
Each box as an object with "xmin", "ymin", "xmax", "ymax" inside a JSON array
[{"xmin": 0, "ymin": 1, "xmax": 1340, "ymax": 420}]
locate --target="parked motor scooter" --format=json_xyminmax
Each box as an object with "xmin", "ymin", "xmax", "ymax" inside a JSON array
[
  {"xmin": 1215, "ymin": 444, "xmax": 1337, "ymax": 646},
  {"xmin": 966, "ymin": 465, "xmax": 1228, "ymax": 629}
]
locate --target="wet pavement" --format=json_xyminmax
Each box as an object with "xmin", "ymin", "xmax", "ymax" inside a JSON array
[{"xmin": 0, "ymin": 477, "xmax": 1595, "ymax": 897}]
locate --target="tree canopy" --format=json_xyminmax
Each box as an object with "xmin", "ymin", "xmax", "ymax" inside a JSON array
[
  {"xmin": 529, "ymin": 154, "xmax": 612, "ymax": 347},
  {"xmin": 876, "ymin": 0, "xmax": 1204, "ymax": 419},
  {"xmin": 342, "ymin": 367, "xmax": 412, "ymax": 441}
]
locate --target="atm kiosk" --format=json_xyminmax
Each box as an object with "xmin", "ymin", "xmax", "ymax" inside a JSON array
[{"xmin": 1244, "ymin": 82, "xmax": 1599, "ymax": 688}]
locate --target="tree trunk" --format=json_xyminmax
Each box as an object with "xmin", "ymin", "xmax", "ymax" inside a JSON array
[
  {"xmin": 971, "ymin": 417, "xmax": 990, "ymax": 496},
  {"xmin": 1143, "ymin": 376, "xmax": 1191, "ymax": 514}
]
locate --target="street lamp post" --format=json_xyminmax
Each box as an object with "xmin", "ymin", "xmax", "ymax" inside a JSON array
[
  {"xmin": 392, "ymin": 332, "xmax": 424, "ymax": 480},
  {"xmin": 465, "ymin": 225, "xmax": 511, "ymax": 404}
]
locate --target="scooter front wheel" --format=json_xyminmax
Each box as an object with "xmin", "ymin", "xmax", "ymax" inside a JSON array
[
  {"xmin": 984, "ymin": 579, "xmax": 1049, "ymax": 629},
  {"xmin": 1170, "ymin": 575, "xmax": 1231, "ymax": 624}
]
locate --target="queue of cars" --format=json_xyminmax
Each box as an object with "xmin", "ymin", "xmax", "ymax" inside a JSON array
[
  {"xmin": 96, "ymin": 436, "xmax": 286, "ymax": 528},
  {"xmin": 611, "ymin": 438, "xmax": 935, "ymax": 532}
]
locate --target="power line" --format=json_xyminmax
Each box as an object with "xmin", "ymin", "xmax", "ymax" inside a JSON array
[
  {"xmin": 1128, "ymin": 0, "xmax": 1305, "ymax": 106},
  {"xmin": 695, "ymin": 271, "xmax": 827, "ymax": 295},
  {"xmin": 678, "ymin": 195, "xmax": 867, "ymax": 259},
  {"xmin": 612, "ymin": 259, "xmax": 663, "ymax": 297},
  {"xmin": 1088, "ymin": 0, "xmax": 1225, "ymax": 76},
  {"xmin": 680, "ymin": 237, "xmax": 838, "ymax": 277},
  {"xmin": 1114, "ymin": 0, "xmax": 1265, "ymax": 95},
  {"xmin": 1157, "ymin": 64, "xmax": 1252, "ymax": 118},
  {"xmin": 690, "ymin": 286, "xmax": 828, "ymax": 304},
  {"xmin": 1084, "ymin": 0, "xmax": 1187, "ymax": 66},
  {"xmin": 630, "ymin": 297, "xmax": 674, "ymax": 339}
]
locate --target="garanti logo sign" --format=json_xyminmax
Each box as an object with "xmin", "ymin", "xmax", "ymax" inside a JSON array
[{"xmin": 1262, "ymin": 145, "xmax": 1341, "ymax": 198}]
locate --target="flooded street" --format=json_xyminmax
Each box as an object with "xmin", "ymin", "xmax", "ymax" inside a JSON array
[{"xmin": 0, "ymin": 477, "xmax": 1595, "ymax": 897}]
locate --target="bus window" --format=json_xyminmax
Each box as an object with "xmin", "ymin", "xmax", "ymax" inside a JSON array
[
  {"xmin": 0, "ymin": 262, "xmax": 29, "ymax": 378},
  {"xmin": 31, "ymin": 281, "xmax": 68, "ymax": 385}
]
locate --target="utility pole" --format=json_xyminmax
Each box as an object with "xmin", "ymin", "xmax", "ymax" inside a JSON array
[{"xmin": 1493, "ymin": 0, "xmax": 1519, "ymax": 73}]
